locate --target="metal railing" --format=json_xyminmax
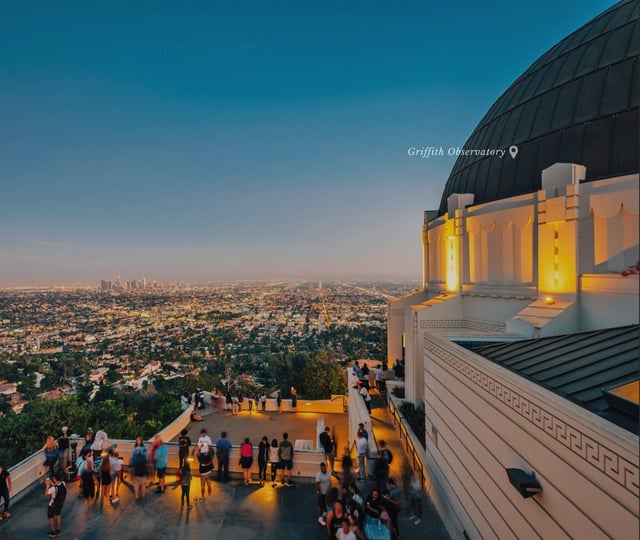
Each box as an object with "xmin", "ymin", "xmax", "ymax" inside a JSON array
[{"xmin": 386, "ymin": 385, "xmax": 426, "ymax": 491}]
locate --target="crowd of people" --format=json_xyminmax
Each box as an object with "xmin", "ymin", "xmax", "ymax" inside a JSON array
[
  {"xmin": 9, "ymin": 363, "xmax": 424, "ymax": 540},
  {"xmin": 188, "ymin": 428, "xmax": 297, "ymax": 502},
  {"xmin": 314, "ymin": 450, "xmax": 423, "ymax": 540},
  {"xmin": 188, "ymin": 386, "xmax": 300, "ymax": 418}
]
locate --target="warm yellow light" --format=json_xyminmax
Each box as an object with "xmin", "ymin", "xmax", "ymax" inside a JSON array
[
  {"xmin": 446, "ymin": 236, "xmax": 459, "ymax": 292},
  {"xmin": 544, "ymin": 296, "xmax": 555, "ymax": 305}
]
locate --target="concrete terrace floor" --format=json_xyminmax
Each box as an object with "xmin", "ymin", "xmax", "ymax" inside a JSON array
[{"xmin": 1, "ymin": 393, "xmax": 451, "ymax": 540}]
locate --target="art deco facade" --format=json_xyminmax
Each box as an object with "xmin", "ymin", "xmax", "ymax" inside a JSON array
[{"xmin": 388, "ymin": 1, "xmax": 639, "ymax": 538}]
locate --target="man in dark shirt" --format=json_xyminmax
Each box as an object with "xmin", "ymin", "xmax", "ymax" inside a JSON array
[
  {"xmin": 319, "ymin": 427, "xmax": 336, "ymax": 476},
  {"xmin": 177, "ymin": 429, "xmax": 191, "ymax": 469}
]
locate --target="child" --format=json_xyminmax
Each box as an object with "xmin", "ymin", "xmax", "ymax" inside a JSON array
[{"xmin": 180, "ymin": 463, "xmax": 192, "ymax": 508}]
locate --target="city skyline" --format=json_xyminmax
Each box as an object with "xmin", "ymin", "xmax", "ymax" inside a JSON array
[{"xmin": 0, "ymin": 0, "xmax": 613, "ymax": 286}]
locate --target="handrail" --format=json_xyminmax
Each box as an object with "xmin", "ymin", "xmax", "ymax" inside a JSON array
[{"xmin": 385, "ymin": 384, "xmax": 426, "ymax": 491}]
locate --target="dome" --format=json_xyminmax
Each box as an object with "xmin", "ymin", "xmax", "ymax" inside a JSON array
[{"xmin": 438, "ymin": 0, "xmax": 639, "ymax": 216}]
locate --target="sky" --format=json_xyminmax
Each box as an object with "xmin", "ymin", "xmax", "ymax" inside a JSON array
[{"xmin": 0, "ymin": 0, "xmax": 615, "ymax": 286}]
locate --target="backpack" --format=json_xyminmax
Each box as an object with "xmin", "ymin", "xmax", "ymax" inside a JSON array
[
  {"xmin": 55, "ymin": 483, "xmax": 67, "ymax": 506},
  {"xmin": 375, "ymin": 456, "xmax": 389, "ymax": 475},
  {"xmin": 381, "ymin": 448, "xmax": 393, "ymax": 465}
]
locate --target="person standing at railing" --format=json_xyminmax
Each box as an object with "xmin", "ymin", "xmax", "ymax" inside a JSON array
[
  {"xmin": 268, "ymin": 438, "xmax": 279, "ymax": 487},
  {"xmin": 152, "ymin": 435, "xmax": 168, "ymax": 494},
  {"xmin": 240, "ymin": 437, "xmax": 253, "ymax": 485},
  {"xmin": 178, "ymin": 429, "xmax": 191, "ymax": 470},
  {"xmin": 58, "ymin": 427, "xmax": 71, "ymax": 476},
  {"xmin": 0, "ymin": 463, "xmax": 12, "ymax": 520},
  {"xmin": 42, "ymin": 436, "xmax": 59, "ymax": 476},
  {"xmin": 90, "ymin": 426, "xmax": 108, "ymax": 452},
  {"xmin": 257, "ymin": 436, "xmax": 270, "ymax": 486},
  {"xmin": 131, "ymin": 437, "xmax": 148, "ymax": 502},
  {"xmin": 319, "ymin": 426, "xmax": 337, "ymax": 476},
  {"xmin": 355, "ymin": 432, "xmax": 368, "ymax": 481}
]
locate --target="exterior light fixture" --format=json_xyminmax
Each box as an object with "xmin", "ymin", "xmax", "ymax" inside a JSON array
[
  {"xmin": 544, "ymin": 296, "xmax": 555, "ymax": 305},
  {"xmin": 506, "ymin": 468, "xmax": 543, "ymax": 498}
]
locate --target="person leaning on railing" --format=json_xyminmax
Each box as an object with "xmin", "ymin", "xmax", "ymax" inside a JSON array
[{"xmin": 42, "ymin": 436, "xmax": 60, "ymax": 476}]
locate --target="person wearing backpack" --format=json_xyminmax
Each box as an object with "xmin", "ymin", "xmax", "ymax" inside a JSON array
[
  {"xmin": 375, "ymin": 440, "xmax": 393, "ymax": 493},
  {"xmin": 45, "ymin": 472, "xmax": 66, "ymax": 538},
  {"xmin": 216, "ymin": 431, "xmax": 232, "ymax": 482}
]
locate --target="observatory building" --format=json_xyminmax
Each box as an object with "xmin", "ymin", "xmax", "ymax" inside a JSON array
[{"xmin": 388, "ymin": 1, "xmax": 639, "ymax": 538}]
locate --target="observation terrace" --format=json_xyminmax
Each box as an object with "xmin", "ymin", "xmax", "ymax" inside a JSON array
[{"xmin": 1, "ymin": 369, "xmax": 450, "ymax": 539}]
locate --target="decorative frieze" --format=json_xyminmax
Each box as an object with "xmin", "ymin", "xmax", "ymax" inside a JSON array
[
  {"xmin": 424, "ymin": 338, "xmax": 640, "ymax": 495},
  {"xmin": 420, "ymin": 319, "xmax": 506, "ymax": 333}
]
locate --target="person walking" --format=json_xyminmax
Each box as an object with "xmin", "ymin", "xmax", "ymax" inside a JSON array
[
  {"xmin": 359, "ymin": 384, "xmax": 371, "ymax": 414},
  {"xmin": 374, "ymin": 440, "xmax": 392, "ymax": 493},
  {"xmin": 276, "ymin": 391, "xmax": 282, "ymax": 413},
  {"xmin": 231, "ymin": 395, "xmax": 239, "ymax": 415},
  {"xmin": 340, "ymin": 446, "xmax": 356, "ymax": 489},
  {"xmin": 290, "ymin": 387, "xmax": 297, "ymax": 413},
  {"xmin": 0, "ymin": 463, "xmax": 12, "ymax": 521},
  {"xmin": 278, "ymin": 432, "xmax": 294, "ymax": 486},
  {"xmin": 383, "ymin": 477, "xmax": 401, "ymax": 538},
  {"xmin": 257, "ymin": 436, "xmax": 270, "ymax": 486},
  {"xmin": 315, "ymin": 462, "xmax": 331, "ymax": 526},
  {"xmin": 109, "ymin": 449, "xmax": 122, "ymax": 503},
  {"xmin": 326, "ymin": 500, "xmax": 346, "ymax": 540},
  {"xmin": 408, "ymin": 471, "xmax": 423, "ymax": 525},
  {"xmin": 269, "ymin": 438, "xmax": 279, "ymax": 487},
  {"xmin": 240, "ymin": 437, "xmax": 253, "ymax": 485},
  {"xmin": 260, "ymin": 393, "xmax": 267, "ymax": 412},
  {"xmin": 99, "ymin": 453, "xmax": 112, "ymax": 500},
  {"xmin": 216, "ymin": 431, "xmax": 232, "ymax": 482}
]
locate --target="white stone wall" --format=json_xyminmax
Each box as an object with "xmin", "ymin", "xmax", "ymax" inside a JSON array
[{"xmin": 422, "ymin": 331, "xmax": 639, "ymax": 540}]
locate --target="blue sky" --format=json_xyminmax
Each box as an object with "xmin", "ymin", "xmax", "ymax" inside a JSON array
[{"xmin": 0, "ymin": 0, "xmax": 614, "ymax": 286}]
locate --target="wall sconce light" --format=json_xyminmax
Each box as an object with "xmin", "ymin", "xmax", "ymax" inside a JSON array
[
  {"xmin": 544, "ymin": 296, "xmax": 555, "ymax": 305},
  {"xmin": 506, "ymin": 468, "xmax": 543, "ymax": 498}
]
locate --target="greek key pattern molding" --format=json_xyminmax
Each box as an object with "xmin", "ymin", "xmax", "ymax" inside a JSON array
[
  {"xmin": 389, "ymin": 309, "xmax": 405, "ymax": 316},
  {"xmin": 425, "ymin": 339, "xmax": 640, "ymax": 495},
  {"xmin": 420, "ymin": 319, "xmax": 506, "ymax": 333}
]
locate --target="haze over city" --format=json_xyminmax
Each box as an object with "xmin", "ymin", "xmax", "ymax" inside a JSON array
[{"xmin": 0, "ymin": 0, "xmax": 613, "ymax": 287}]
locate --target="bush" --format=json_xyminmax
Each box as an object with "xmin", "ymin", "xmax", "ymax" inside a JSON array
[
  {"xmin": 399, "ymin": 401, "xmax": 426, "ymax": 448},
  {"xmin": 391, "ymin": 386, "xmax": 405, "ymax": 399}
]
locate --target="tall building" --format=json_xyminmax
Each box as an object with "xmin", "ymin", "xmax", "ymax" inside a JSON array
[
  {"xmin": 100, "ymin": 279, "xmax": 112, "ymax": 292},
  {"xmin": 388, "ymin": 1, "xmax": 639, "ymax": 538}
]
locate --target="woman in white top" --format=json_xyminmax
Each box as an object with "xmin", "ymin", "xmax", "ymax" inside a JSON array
[{"xmin": 268, "ymin": 438, "xmax": 279, "ymax": 487}]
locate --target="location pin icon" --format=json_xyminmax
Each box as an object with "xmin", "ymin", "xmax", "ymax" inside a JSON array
[{"xmin": 509, "ymin": 145, "xmax": 519, "ymax": 159}]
